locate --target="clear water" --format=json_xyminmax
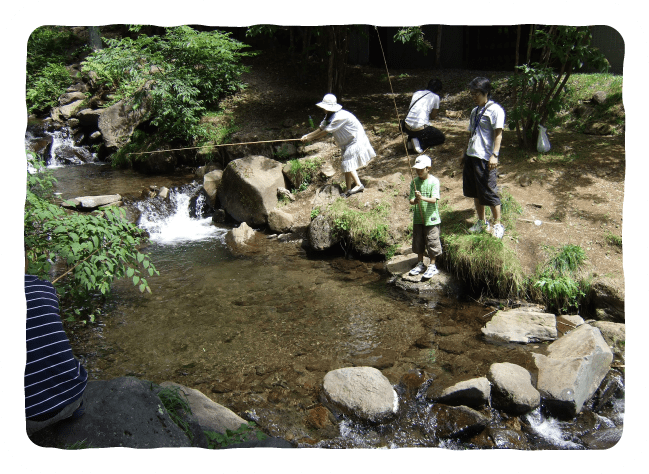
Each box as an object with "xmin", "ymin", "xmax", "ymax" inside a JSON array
[{"xmin": 47, "ymin": 162, "xmax": 624, "ymax": 449}]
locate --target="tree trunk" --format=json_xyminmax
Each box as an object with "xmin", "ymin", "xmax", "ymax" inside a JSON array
[
  {"xmin": 88, "ymin": 26, "xmax": 102, "ymax": 51},
  {"xmin": 435, "ymin": 25, "xmax": 442, "ymax": 68},
  {"xmin": 327, "ymin": 26, "xmax": 348, "ymax": 99}
]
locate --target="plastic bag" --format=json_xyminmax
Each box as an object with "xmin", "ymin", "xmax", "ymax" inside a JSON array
[{"xmin": 537, "ymin": 124, "xmax": 551, "ymax": 153}]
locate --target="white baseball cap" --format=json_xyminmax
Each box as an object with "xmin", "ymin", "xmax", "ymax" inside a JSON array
[
  {"xmin": 316, "ymin": 94, "xmax": 343, "ymax": 112},
  {"xmin": 412, "ymin": 155, "xmax": 432, "ymax": 169}
]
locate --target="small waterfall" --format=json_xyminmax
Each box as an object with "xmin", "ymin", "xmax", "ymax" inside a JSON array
[
  {"xmin": 135, "ymin": 184, "xmax": 227, "ymax": 245},
  {"xmin": 24, "ymin": 124, "xmax": 96, "ymax": 167},
  {"xmin": 47, "ymin": 128, "xmax": 96, "ymax": 167}
]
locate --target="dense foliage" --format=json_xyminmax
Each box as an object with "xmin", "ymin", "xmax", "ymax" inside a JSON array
[
  {"xmin": 26, "ymin": 26, "xmax": 79, "ymax": 113},
  {"xmin": 508, "ymin": 26, "xmax": 609, "ymax": 148},
  {"xmin": 25, "ymin": 157, "xmax": 158, "ymax": 321},
  {"xmin": 81, "ymin": 26, "xmax": 254, "ymax": 143}
]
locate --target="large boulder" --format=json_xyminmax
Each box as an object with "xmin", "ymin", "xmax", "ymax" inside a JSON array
[
  {"xmin": 217, "ymin": 155, "xmax": 286, "ymax": 226},
  {"xmin": 428, "ymin": 377, "xmax": 491, "ymax": 409},
  {"xmin": 487, "ymin": 362, "xmax": 540, "ymax": 415},
  {"xmin": 533, "ymin": 324, "xmax": 614, "ymax": 418},
  {"xmin": 482, "ymin": 310, "xmax": 557, "ymax": 344},
  {"xmin": 320, "ymin": 367, "xmax": 398, "ymax": 423},
  {"xmin": 97, "ymin": 95, "xmax": 152, "ymax": 149},
  {"xmin": 29, "ymin": 377, "xmax": 206, "ymax": 448}
]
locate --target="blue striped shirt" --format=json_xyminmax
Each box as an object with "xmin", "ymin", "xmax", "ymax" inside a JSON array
[{"xmin": 25, "ymin": 275, "xmax": 87, "ymax": 419}]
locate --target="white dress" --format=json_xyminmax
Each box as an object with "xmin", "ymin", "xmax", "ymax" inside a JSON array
[{"xmin": 320, "ymin": 109, "xmax": 376, "ymax": 172}]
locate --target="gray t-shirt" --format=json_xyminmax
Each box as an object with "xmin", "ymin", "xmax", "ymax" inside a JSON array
[{"xmin": 466, "ymin": 101, "xmax": 505, "ymax": 160}]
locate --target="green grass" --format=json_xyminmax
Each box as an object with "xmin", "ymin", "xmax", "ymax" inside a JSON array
[
  {"xmin": 157, "ymin": 386, "xmax": 194, "ymax": 441},
  {"xmin": 606, "ymin": 233, "xmax": 622, "ymax": 248},
  {"xmin": 531, "ymin": 244, "xmax": 590, "ymax": 313},
  {"xmin": 327, "ymin": 198, "xmax": 393, "ymax": 252},
  {"xmin": 287, "ymin": 157, "xmax": 323, "ymax": 192},
  {"xmin": 204, "ymin": 422, "xmax": 267, "ymax": 449}
]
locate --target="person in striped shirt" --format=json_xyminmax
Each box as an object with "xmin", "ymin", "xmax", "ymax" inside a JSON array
[
  {"xmin": 408, "ymin": 155, "xmax": 442, "ymax": 280},
  {"xmin": 25, "ymin": 272, "xmax": 87, "ymax": 436}
]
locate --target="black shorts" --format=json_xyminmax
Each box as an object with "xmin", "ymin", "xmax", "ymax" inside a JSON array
[
  {"xmin": 400, "ymin": 121, "xmax": 446, "ymax": 149},
  {"xmin": 462, "ymin": 154, "xmax": 501, "ymax": 206}
]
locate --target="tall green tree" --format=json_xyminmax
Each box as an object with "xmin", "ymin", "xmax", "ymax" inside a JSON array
[{"xmin": 508, "ymin": 26, "xmax": 609, "ymax": 149}]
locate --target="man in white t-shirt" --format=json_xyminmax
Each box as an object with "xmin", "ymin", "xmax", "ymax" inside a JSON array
[
  {"xmin": 461, "ymin": 77, "xmax": 506, "ymax": 239},
  {"xmin": 402, "ymin": 79, "xmax": 445, "ymax": 153}
]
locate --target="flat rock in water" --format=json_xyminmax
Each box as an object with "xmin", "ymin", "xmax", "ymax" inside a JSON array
[
  {"xmin": 481, "ymin": 310, "xmax": 557, "ymax": 344},
  {"xmin": 428, "ymin": 376, "xmax": 491, "ymax": 409},
  {"xmin": 63, "ymin": 194, "xmax": 122, "ymax": 210},
  {"xmin": 533, "ymin": 324, "xmax": 613, "ymax": 418},
  {"xmin": 488, "ymin": 362, "xmax": 540, "ymax": 415},
  {"xmin": 321, "ymin": 366, "xmax": 398, "ymax": 423}
]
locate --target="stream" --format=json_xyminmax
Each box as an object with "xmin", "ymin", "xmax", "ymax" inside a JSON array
[{"xmin": 27, "ymin": 127, "xmax": 625, "ymax": 449}]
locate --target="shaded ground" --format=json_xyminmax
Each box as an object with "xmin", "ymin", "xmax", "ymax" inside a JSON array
[{"xmin": 222, "ymin": 53, "xmax": 624, "ymax": 308}]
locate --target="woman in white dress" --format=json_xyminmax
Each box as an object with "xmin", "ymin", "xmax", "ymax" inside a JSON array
[{"xmin": 301, "ymin": 94, "xmax": 376, "ymax": 196}]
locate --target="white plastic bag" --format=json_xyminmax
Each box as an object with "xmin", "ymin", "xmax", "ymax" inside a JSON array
[{"xmin": 537, "ymin": 124, "xmax": 551, "ymax": 153}]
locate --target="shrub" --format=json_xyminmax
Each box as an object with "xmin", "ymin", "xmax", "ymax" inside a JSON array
[
  {"xmin": 26, "ymin": 63, "xmax": 74, "ymax": 114},
  {"xmin": 287, "ymin": 157, "xmax": 323, "ymax": 192},
  {"xmin": 81, "ymin": 26, "xmax": 254, "ymax": 143}
]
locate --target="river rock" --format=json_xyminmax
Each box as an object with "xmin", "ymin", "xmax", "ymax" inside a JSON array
[
  {"xmin": 581, "ymin": 427, "xmax": 622, "ymax": 449},
  {"xmin": 225, "ymin": 222, "xmax": 257, "ymax": 250},
  {"xmin": 77, "ymin": 108, "xmax": 103, "ymax": 131},
  {"xmin": 203, "ymin": 169, "xmax": 223, "ymax": 208},
  {"xmin": 487, "ymin": 362, "xmax": 540, "ymax": 415},
  {"xmin": 268, "ymin": 208, "xmax": 294, "ymax": 234},
  {"xmin": 428, "ymin": 376, "xmax": 490, "ymax": 409},
  {"xmin": 428, "ymin": 405, "xmax": 490, "ymax": 440},
  {"xmin": 321, "ymin": 367, "xmax": 398, "ymax": 423},
  {"xmin": 133, "ymin": 151, "xmax": 177, "ymax": 175},
  {"xmin": 217, "ymin": 155, "xmax": 286, "ymax": 226},
  {"xmin": 59, "ymin": 91, "xmax": 86, "ymax": 106},
  {"xmin": 159, "ymin": 381, "xmax": 248, "ymax": 434},
  {"xmin": 533, "ymin": 324, "xmax": 614, "ymax": 418},
  {"xmin": 308, "ymin": 214, "xmax": 340, "ymax": 251},
  {"xmin": 386, "ymin": 253, "xmax": 426, "ymax": 275},
  {"xmin": 481, "ymin": 310, "xmax": 557, "ymax": 344},
  {"xmin": 589, "ymin": 279, "xmax": 624, "ymax": 322},
  {"xmin": 196, "ymin": 163, "xmax": 222, "ymax": 180},
  {"xmin": 59, "ymin": 99, "xmax": 86, "ymax": 120},
  {"xmin": 312, "ymin": 183, "xmax": 343, "ymax": 209},
  {"xmin": 29, "ymin": 377, "xmax": 207, "ymax": 448}
]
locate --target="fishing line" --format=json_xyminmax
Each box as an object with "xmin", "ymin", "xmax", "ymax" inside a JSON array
[
  {"xmin": 128, "ymin": 138, "xmax": 303, "ymax": 156},
  {"xmin": 374, "ymin": 26, "xmax": 427, "ymax": 226}
]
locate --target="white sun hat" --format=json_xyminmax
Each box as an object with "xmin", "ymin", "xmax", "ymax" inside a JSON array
[
  {"xmin": 412, "ymin": 155, "xmax": 432, "ymax": 169},
  {"xmin": 316, "ymin": 94, "xmax": 343, "ymax": 112}
]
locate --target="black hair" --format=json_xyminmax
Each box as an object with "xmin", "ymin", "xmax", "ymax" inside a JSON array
[
  {"xmin": 468, "ymin": 77, "xmax": 492, "ymax": 97},
  {"xmin": 427, "ymin": 78, "xmax": 443, "ymax": 94}
]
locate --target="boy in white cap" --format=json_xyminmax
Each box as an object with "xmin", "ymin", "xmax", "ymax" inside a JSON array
[
  {"xmin": 301, "ymin": 94, "xmax": 375, "ymax": 196},
  {"xmin": 408, "ymin": 155, "xmax": 442, "ymax": 279}
]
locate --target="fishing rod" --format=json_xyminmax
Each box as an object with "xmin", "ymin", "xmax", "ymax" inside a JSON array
[
  {"xmin": 374, "ymin": 26, "xmax": 427, "ymax": 226},
  {"xmin": 128, "ymin": 138, "xmax": 303, "ymax": 156}
]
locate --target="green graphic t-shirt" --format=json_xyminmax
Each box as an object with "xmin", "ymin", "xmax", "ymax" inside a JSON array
[{"xmin": 409, "ymin": 176, "xmax": 441, "ymax": 226}]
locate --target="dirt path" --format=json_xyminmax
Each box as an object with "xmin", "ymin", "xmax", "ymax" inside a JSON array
[{"xmin": 224, "ymin": 53, "xmax": 625, "ymax": 315}]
